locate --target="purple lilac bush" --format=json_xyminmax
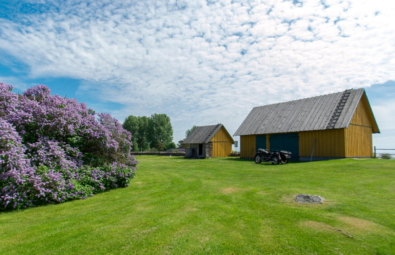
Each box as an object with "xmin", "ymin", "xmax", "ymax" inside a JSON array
[{"xmin": 0, "ymin": 83, "xmax": 138, "ymax": 210}]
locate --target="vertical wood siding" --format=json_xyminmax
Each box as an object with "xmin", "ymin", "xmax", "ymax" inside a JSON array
[
  {"xmin": 240, "ymin": 135, "xmax": 256, "ymax": 158},
  {"xmin": 345, "ymin": 124, "xmax": 373, "ymax": 157},
  {"xmin": 350, "ymin": 95, "xmax": 374, "ymax": 127},
  {"xmin": 299, "ymin": 129, "xmax": 346, "ymax": 157},
  {"xmin": 211, "ymin": 127, "xmax": 233, "ymax": 142},
  {"xmin": 211, "ymin": 142, "xmax": 232, "ymax": 157},
  {"xmin": 210, "ymin": 127, "xmax": 233, "ymax": 157},
  {"xmin": 344, "ymin": 97, "xmax": 374, "ymax": 157}
]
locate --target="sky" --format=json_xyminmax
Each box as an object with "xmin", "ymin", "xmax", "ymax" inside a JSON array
[{"xmin": 0, "ymin": 0, "xmax": 394, "ymax": 152}]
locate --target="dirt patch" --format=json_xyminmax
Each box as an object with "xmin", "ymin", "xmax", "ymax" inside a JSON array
[
  {"xmin": 302, "ymin": 217, "xmax": 395, "ymax": 238},
  {"xmin": 301, "ymin": 221, "xmax": 353, "ymax": 238},
  {"xmin": 280, "ymin": 194, "xmax": 298, "ymax": 204},
  {"xmin": 132, "ymin": 226, "xmax": 159, "ymax": 238},
  {"xmin": 184, "ymin": 207, "xmax": 198, "ymax": 213},
  {"xmin": 221, "ymin": 187, "xmax": 243, "ymax": 194},
  {"xmin": 338, "ymin": 216, "xmax": 380, "ymax": 231},
  {"xmin": 256, "ymin": 190, "xmax": 266, "ymax": 196},
  {"xmin": 141, "ymin": 226, "xmax": 158, "ymax": 234}
]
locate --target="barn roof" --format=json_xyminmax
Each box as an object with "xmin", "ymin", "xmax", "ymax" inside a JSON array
[
  {"xmin": 183, "ymin": 124, "xmax": 234, "ymax": 144},
  {"xmin": 234, "ymin": 88, "xmax": 380, "ymax": 136}
]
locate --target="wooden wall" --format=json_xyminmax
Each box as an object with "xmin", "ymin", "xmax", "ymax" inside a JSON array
[
  {"xmin": 211, "ymin": 127, "xmax": 232, "ymax": 142},
  {"xmin": 345, "ymin": 125, "xmax": 372, "ymax": 157},
  {"xmin": 210, "ymin": 127, "xmax": 233, "ymax": 157},
  {"xmin": 240, "ymin": 135, "xmax": 256, "ymax": 158},
  {"xmin": 211, "ymin": 142, "xmax": 232, "ymax": 157},
  {"xmin": 344, "ymin": 96, "xmax": 374, "ymax": 157},
  {"xmin": 350, "ymin": 94, "xmax": 376, "ymax": 128},
  {"xmin": 242, "ymin": 131, "xmax": 347, "ymax": 158},
  {"xmin": 299, "ymin": 129, "xmax": 346, "ymax": 157}
]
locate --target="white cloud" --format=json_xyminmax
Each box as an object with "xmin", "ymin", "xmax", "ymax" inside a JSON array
[
  {"xmin": 372, "ymin": 102, "xmax": 395, "ymax": 133},
  {"xmin": 0, "ymin": 0, "xmax": 395, "ymax": 144},
  {"xmin": 372, "ymin": 100, "xmax": 395, "ymax": 150},
  {"xmin": 0, "ymin": 76, "xmax": 30, "ymax": 92}
]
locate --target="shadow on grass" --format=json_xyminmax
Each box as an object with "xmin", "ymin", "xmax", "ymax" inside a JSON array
[
  {"xmin": 220, "ymin": 157, "xmax": 249, "ymax": 161},
  {"xmin": 137, "ymin": 155, "xmax": 307, "ymax": 165},
  {"xmin": 220, "ymin": 157, "xmax": 304, "ymax": 164}
]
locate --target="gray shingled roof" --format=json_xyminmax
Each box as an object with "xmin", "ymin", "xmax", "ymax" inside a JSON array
[
  {"xmin": 234, "ymin": 88, "xmax": 379, "ymax": 136},
  {"xmin": 183, "ymin": 124, "xmax": 233, "ymax": 144}
]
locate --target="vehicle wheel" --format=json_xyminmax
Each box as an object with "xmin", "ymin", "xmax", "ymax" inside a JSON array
[
  {"xmin": 272, "ymin": 157, "xmax": 279, "ymax": 165},
  {"xmin": 281, "ymin": 159, "xmax": 289, "ymax": 164},
  {"xmin": 254, "ymin": 155, "xmax": 261, "ymax": 164}
]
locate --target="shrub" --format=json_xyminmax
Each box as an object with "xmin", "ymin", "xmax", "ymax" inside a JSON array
[
  {"xmin": 381, "ymin": 153, "xmax": 392, "ymax": 159},
  {"xmin": 230, "ymin": 151, "xmax": 240, "ymax": 157},
  {"xmin": 0, "ymin": 83, "xmax": 138, "ymax": 210},
  {"xmin": 165, "ymin": 142, "xmax": 176, "ymax": 151}
]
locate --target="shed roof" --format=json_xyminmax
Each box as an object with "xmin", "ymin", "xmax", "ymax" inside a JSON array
[
  {"xmin": 183, "ymin": 124, "xmax": 234, "ymax": 144},
  {"xmin": 234, "ymin": 88, "xmax": 379, "ymax": 136}
]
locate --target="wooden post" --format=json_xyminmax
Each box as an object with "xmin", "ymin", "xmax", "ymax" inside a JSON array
[
  {"xmin": 374, "ymin": 146, "xmax": 376, "ymax": 158},
  {"xmin": 310, "ymin": 138, "xmax": 316, "ymax": 162}
]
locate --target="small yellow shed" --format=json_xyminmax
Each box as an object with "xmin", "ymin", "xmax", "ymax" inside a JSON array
[{"xmin": 183, "ymin": 124, "xmax": 234, "ymax": 158}]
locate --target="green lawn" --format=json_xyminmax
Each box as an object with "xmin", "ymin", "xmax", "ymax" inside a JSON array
[{"xmin": 1, "ymin": 156, "xmax": 395, "ymax": 254}]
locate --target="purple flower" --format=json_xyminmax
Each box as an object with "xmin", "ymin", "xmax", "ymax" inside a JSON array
[{"xmin": 1, "ymin": 84, "xmax": 138, "ymax": 210}]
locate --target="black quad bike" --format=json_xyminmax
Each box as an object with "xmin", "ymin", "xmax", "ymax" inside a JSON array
[{"xmin": 254, "ymin": 149, "xmax": 292, "ymax": 164}]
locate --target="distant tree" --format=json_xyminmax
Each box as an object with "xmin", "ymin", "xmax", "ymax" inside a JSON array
[
  {"xmin": 165, "ymin": 142, "xmax": 176, "ymax": 150},
  {"xmin": 177, "ymin": 139, "xmax": 185, "ymax": 149},
  {"xmin": 123, "ymin": 115, "xmax": 140, "ymax": 152},
  {"xmin": 185, "ymin": 125, "xmax": 197, "ymax": 138},
  {"xmin": 148, "ymin": 113, "xmax": 173, "ymax": 149},
  {"xmin": 139, "ymin": 136, "xmax": 150, "ymax": 151},
  {"xmin": 138, "ymin": 116, "xmax": 151, "ymax": 151},
  {"xmin": 156, "ymin": 141, "xmax": 165, "ymax": 151},
  {"xmin": 123, "ymin": 113, "xmax": 173, "ymax": 151},
  {"xmin": 132, "ymin": 138, "xmax": 139, "ymax": 152},
  {"xmin": 123, "ymin": 115, "xmax": 151, "ymax": 151}
]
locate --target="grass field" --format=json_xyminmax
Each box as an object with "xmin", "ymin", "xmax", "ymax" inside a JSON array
[{"xmin": 1, "ymin": 156, "xmax": 395, "ymax": 255}]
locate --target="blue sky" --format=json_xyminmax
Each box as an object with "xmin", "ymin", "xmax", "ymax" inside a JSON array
[{"xmin": 1, "ymin": 0, "xmax": 395, "ymax": 151}]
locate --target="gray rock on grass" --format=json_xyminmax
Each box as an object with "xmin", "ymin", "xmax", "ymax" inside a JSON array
[{"xmin": 295, "ymin": 194, "xmax": 325, "ymax": 204}]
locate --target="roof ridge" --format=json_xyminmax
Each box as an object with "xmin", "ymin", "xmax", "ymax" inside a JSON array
[
  {"xmin": 196, "ymin": 124, "xmax": 217, "ymax": 128},
  {"xmin": 205, "ymin": 123, "xmax": 222, "ymax": 143},
  {"xmin": 252, "ymin": 89, "xmax": 356, "ymax": 109}
]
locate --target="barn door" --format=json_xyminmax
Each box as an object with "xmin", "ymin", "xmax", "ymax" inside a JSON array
[
  {"xmin": 256, "ymin": 135, "xmax": 266, "ymax": 152},
  {"xmin": 270, "ymin": 133, "xmax": 299, "ymax": 161}
]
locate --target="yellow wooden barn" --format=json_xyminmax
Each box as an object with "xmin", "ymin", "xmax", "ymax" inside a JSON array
[
  {"xmin": 234, "ymin": 89, "xmax": 380, "ymax": 161},
  {"xmin": 183, "ymin": 124, "xmax": 234, "ymax": 158}
]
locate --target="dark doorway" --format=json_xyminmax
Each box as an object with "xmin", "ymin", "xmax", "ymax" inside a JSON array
[
  {"xmin": 199, "ymin": 144, "xmax": 203, "ymax": 156},
  {"xmin": 270, "ymin": 133, "xmax": 299, "ymax": 161},
  {"xmin": 256, "ymin": 135, "xmax": 266, "ymax": 152}
]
